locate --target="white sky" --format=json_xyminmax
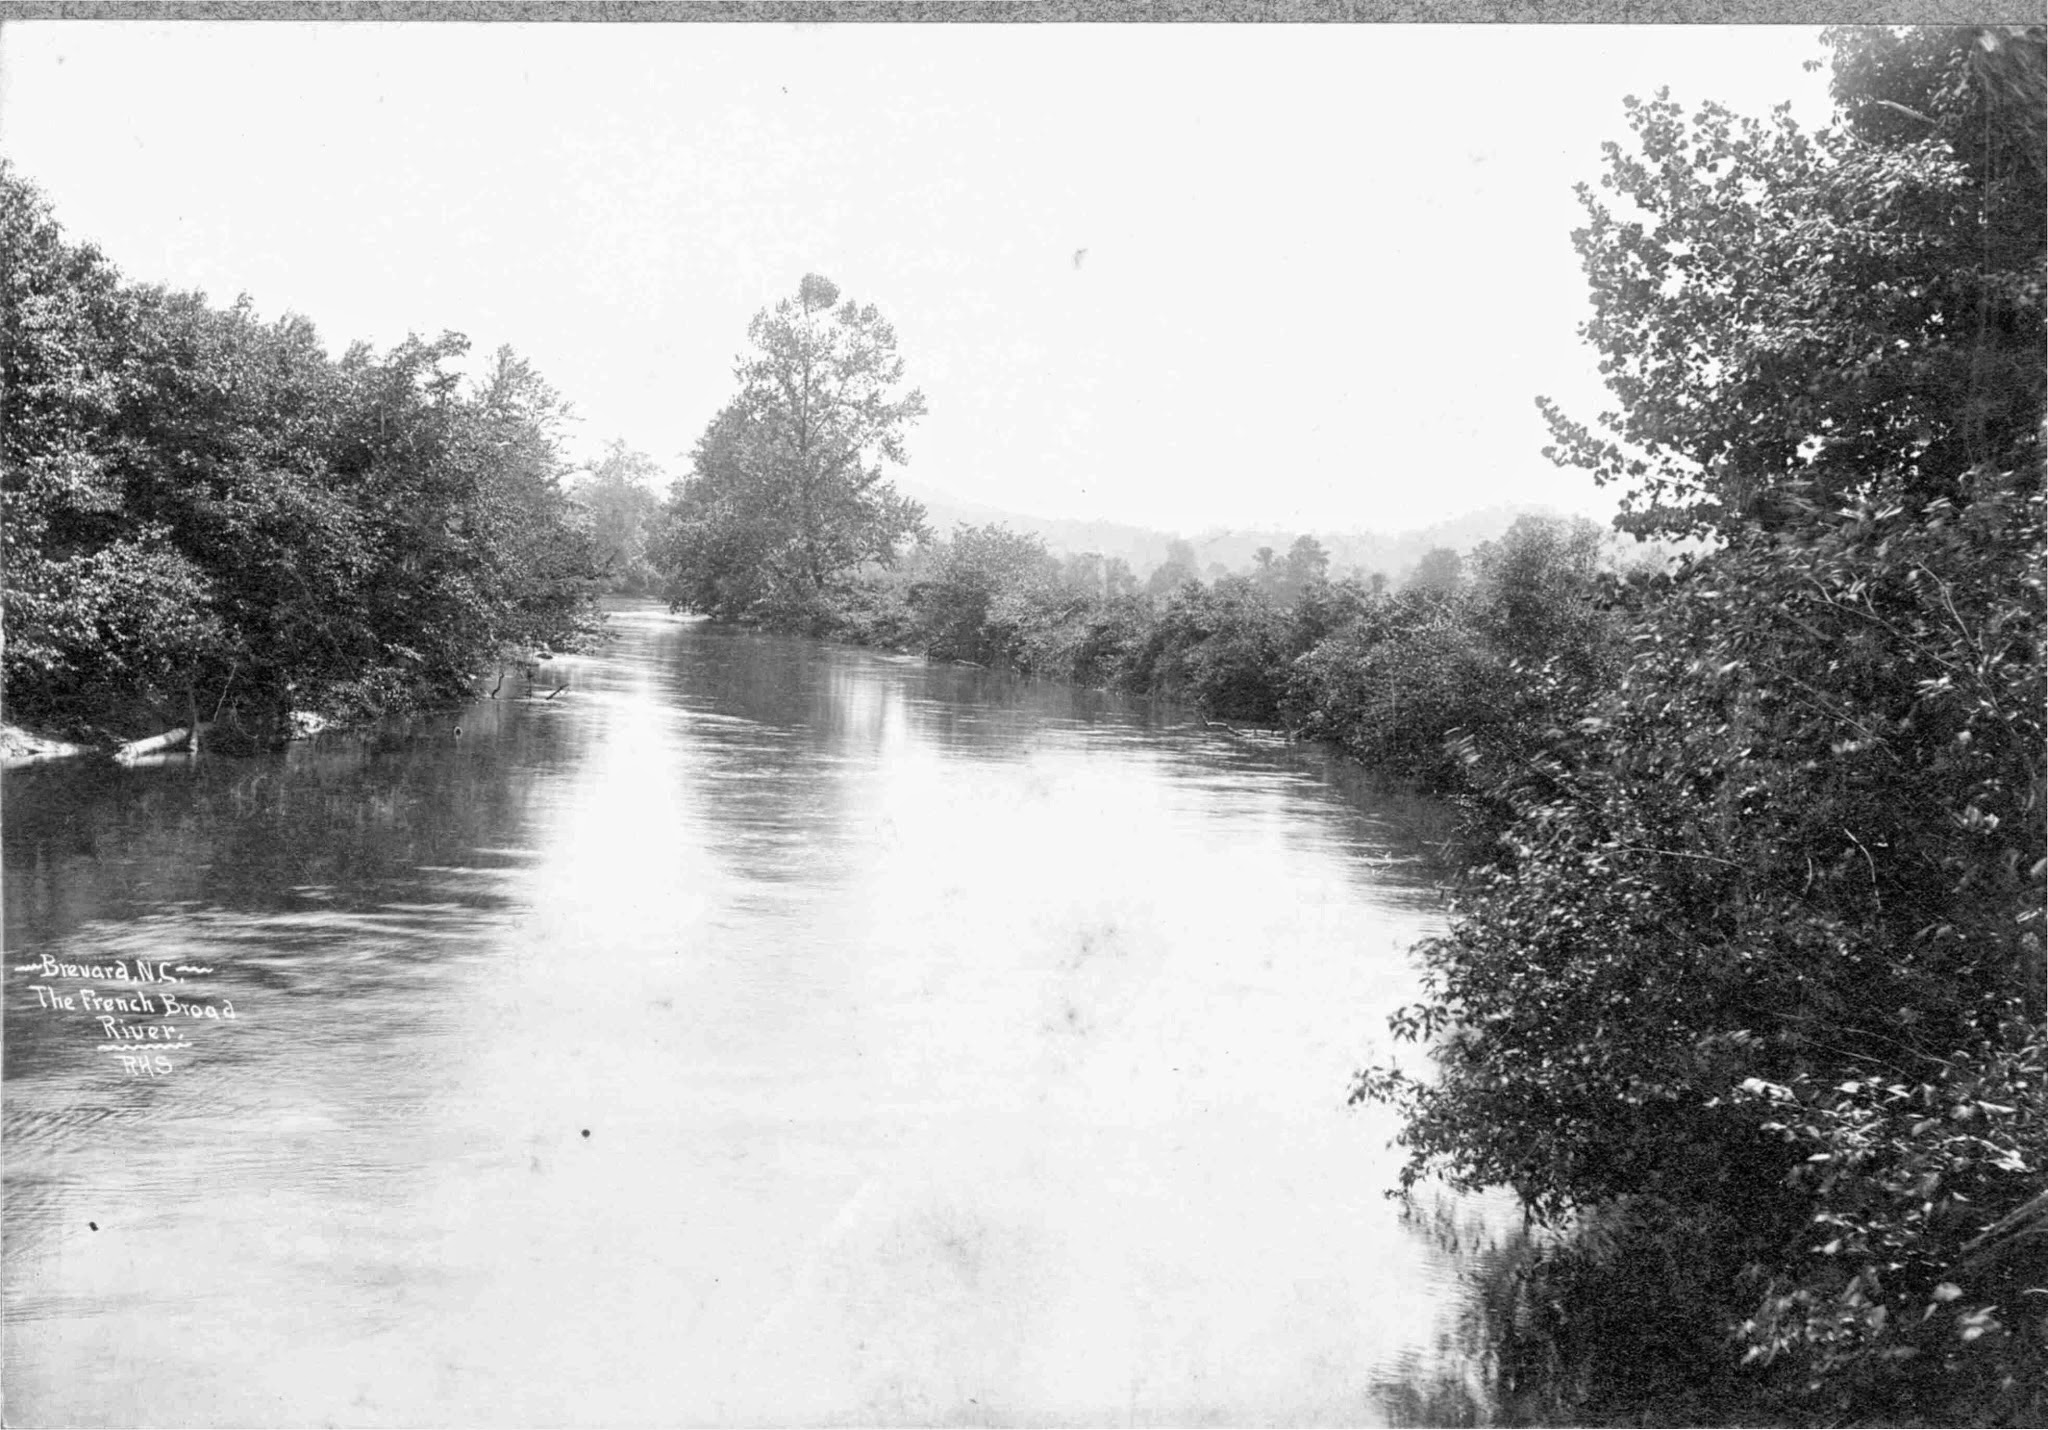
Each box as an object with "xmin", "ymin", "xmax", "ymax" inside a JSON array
[{"xmin": 0, "ymin": 22, "xmax": 1836, "ymax": 534}]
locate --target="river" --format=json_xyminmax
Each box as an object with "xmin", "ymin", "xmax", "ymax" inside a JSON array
[{"xmin": 3, "ymin": 602, "xmax": 1496, "ymax": 1426}]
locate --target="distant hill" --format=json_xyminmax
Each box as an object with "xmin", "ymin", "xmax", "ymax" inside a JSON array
[
  {"xmin": 1185, "ymin": 504, "xmax": 1578, "ymax": 581},
  {"xmin": 897, "ymin": 482, "xmax": 1182, "ymax": 570},
  {"xmin": 895, "ymin": 483, "xmax": 1637, "ymax": 583}
]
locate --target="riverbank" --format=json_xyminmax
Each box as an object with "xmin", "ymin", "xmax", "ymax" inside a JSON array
[
  {"xmin": 0, "ymin": 722, "xmax": 90, "ymax": 766},
  {"xmin": 668, "ymin": 513, "xmax": 1627, "ymax": 807},
  {"xmin": 684, "ymin": 604, "xmax": 1466, "ymax": 872},
  {"xmin": 0, "ymin": 635, "xmax": 600, "ymax": 772}
]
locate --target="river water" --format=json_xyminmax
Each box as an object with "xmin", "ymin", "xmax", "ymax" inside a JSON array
[{"xmin": 3, "ymin": 603, "xmax": 1494, "ymax": 1426}]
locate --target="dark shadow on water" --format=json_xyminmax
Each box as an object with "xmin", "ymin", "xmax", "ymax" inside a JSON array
[
  {"xmin": 1368, "ymin": 1190, "xmax": 1817, "ymax": 1428},
  {"xmin": 4, "ymin": 699, "xmax": 580, "ymax": 935}
]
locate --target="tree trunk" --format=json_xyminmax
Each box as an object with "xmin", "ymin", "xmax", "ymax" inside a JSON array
[{"xmin": 115, "ymin": 725, "xmax": 205, "ymax": 761}]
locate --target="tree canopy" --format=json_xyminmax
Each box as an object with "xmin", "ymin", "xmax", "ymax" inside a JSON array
[
  {"xmin": 1539, "ymin": 26, "xmax": 2045, "ymax": 543},
  {"xmin": 658, "ymin": 274, "xmax": 928, "ymax": 621}
]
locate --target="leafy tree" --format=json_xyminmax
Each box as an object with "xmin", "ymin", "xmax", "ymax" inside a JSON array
[
  {"xmin": 1250, "ymin": 534, "xmax": 1332, "ymax": 605},
  {"xmin": 1467, "ymin": 514, "xmax": 1613, "ymax": 674},
  {"xmin": 1250, "ymin": 544, "xmax": 1280, "ymax": 591},
  {"xmin": 1538, "ymin": 27, "xmax": 2044, "ymax": 541},
  {"xmin": 1145, "ymin": 537, "xmax": 1202, "ymax": 597},
  {"xmin": 1405, "ymin": 545, "xmax": 1464, "ymax": 597},
  {"xmin": 1059, "ymin": 550, "xmax": 1106, "ymax": 598},
  {"xmin": 909, "ymin": 522, "xmax": 1056, "ymax": 663},
  {"xmin": 1365, "ymin": 27, "xmax": 2045, "ymax": 1421},
  {"xmin": 462, "ymin": 345, "xmax": 596, "ymax": 650},
  {"xmin": 110, "ymin": 288, "xmax": 375, "ymax": 736},
  {"xmin": 659, "ymin": 274, "xmax": 928, "ymax": 620},
  {"xmin": 575, "ymin": 440, "xmax": 663, "ymax": 592},
  {"xmin": 1281, "ymin": 533, "xmax": 1330, "ymax": 598},
  {"xmin": 1, "ymin": 163, "xmax": 207, "ymax": 726},
  {"xmin": 1, "ymin": 164, "xmax": 598, "ymax": 742}
]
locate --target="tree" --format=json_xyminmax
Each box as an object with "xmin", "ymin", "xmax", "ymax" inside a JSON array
[
  {"xmin": 659, "ymin": 274, "xmax": 928, "ymax": 620},
  {"xmin": 1467, "ymin": 514, "xmax": 1612, "ymax": 673},
  {"xmin": 575, "ymin": 440, "xmax": 663, "ymax": 592},
  {"xmin": 1405, "ymin": 546, "xmax": 1464, "ymax": 597},
  {"xmin": 462, "ymin": 344, "xmax": 596, "ymax": 650},
  {"xmin": 1250, "ymin": 544, "xmax": 1280, "ymax": 593},
  {"xmin": 1364, "ymin": 27, "xmax": 2045, "ymax": 1420},
  {"xmin": 1, "ymin": 164, "xmax": 599, "ymax": 740},
  {"xmin": 1281, "ymin": 534, "xmax": 1330, "ymax": 598},
  {"xmin": 1145, "ymin": 538, "xmax": 1202, "ymax": 597},
  {"xmin": 1538, "ymin": 27, "xmax": 2044, "ymax": 541},
  {"xmin": 909, "ymin": 522, "xmax": 1056, "ymax": 663},
  {"xmin": 1060, "ymin": 550, "xmax": 1106, "ymax": 597},
  {"xmin": 1, "ymin": 163, "xmax": 219, "ymax": 728}
]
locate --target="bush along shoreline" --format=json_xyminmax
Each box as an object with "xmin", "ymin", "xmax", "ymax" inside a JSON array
[
  {"xmin": 1352, "ymin": 29, "xmax": 2046, "ymax": 1426},
  {"xmin": 2, "ymin": 162, "xmax": 609, "ymax": 763},
  {"xmin": 671, "ymin": 512, "xmax": 1638, "ymax": 793}
]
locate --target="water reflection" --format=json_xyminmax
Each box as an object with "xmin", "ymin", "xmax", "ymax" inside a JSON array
[{"xmin": 6, "ymin": 601, "xmax": 1485, "ymax": 1426}]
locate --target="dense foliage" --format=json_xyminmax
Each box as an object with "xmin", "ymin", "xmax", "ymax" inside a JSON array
[
  {"xmin": 1, "ymin": 164, "xmax": 601, "ymax": 747},
  {"xmin": 1540, "ymin": 27, "xmax": 2044, "ymax": 544},
  {"xmin": 1363, "ymin": 26, "xmax": 2045, "ymax": 1424},
  {"xmin": 681, "ymin": 504, "xmax": 1627, "ymax": 798}
]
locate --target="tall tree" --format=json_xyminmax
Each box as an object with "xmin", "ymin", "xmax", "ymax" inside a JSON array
[
  {"xmin": 464, "ymin": 345, "xmax": 595, "ymax": 649},
  {"xmin": 660, "ymin": 274, "xmax": 927, "ymax": 619}
]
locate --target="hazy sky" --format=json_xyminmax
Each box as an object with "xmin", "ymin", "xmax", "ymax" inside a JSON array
[{"xmin": 0, "ymin": 22, "xmax": 1837, "ymax": 534}]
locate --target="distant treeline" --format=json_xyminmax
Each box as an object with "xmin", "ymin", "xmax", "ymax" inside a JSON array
[
  {"xmin": 2, "ymin": 163, "xmax": 605, "ymax": 749},
  {"xmin": 644, "ymin": 27, "xmax": 2045, "ymax": 1426}
]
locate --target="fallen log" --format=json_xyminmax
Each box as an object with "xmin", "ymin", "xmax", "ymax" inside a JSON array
[{"xmin": 114, "ymin": 724, "xmax": 210, "ymax": 761}]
